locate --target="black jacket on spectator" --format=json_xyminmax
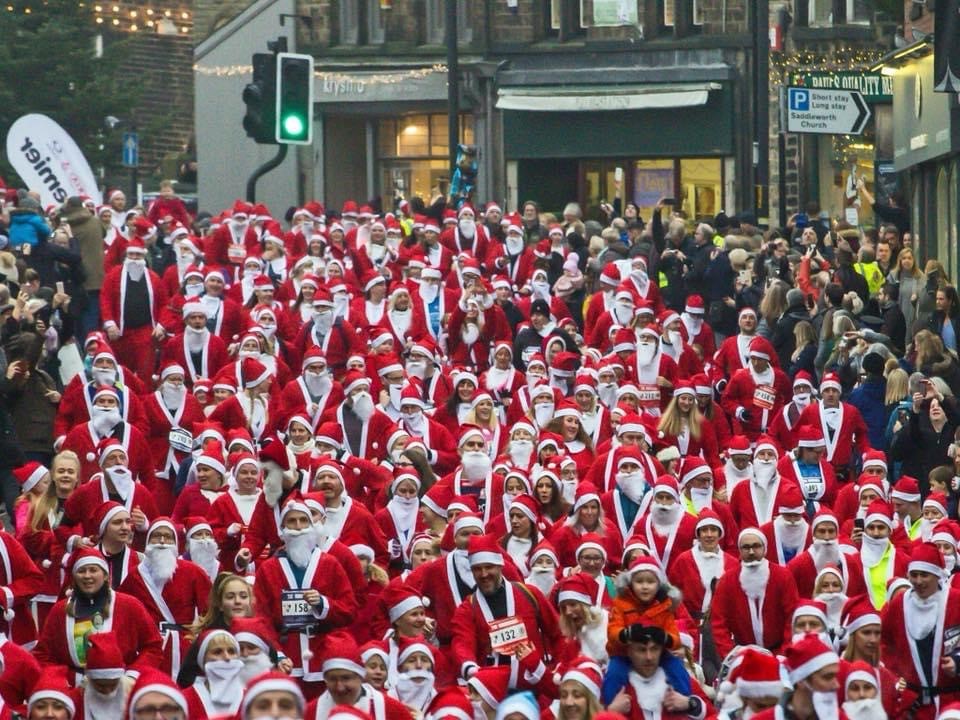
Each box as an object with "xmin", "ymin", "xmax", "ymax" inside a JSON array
[
  {"xmin": 772, "ymin": 300, "xmax": 810, "ymax": 369},
  {"xmin": 880, "ymin": 301, "xmax": 907, "ymax": 354},
  {"xmin": 891, "ymin": 396, "xmax": 960, "ymax": 494}
]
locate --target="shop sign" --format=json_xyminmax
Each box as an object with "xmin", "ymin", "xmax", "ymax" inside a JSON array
[
  {"xmin": 790, "ymin": 71, "xmax": 892, "ymax": 103},
  {"xmin": 314, "ymin": 69, "xmax": 448, "ymax": 104}
]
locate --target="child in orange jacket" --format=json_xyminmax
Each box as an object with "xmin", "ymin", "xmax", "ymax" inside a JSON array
[{"xmin": 601, "ymin": 555, "xmax": 690, "ymax": 704}]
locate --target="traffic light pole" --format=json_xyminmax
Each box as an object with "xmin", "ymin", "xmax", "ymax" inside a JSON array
[{"xmin": 245, "ymin": 144, "xmax": 288, "ymax": 203}]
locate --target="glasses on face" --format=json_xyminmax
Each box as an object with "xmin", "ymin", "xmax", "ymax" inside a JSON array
[
  {"xmin": 740, "ymin": 543, "xmax": 764, "ymax": 552},
  {"xmin": 134, "ymin": 706, "xmax": 185, "ymax": 720}
]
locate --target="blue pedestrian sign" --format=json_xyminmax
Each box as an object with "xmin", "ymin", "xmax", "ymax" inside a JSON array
[{"xmin": 122, "ymin": 132, "xmax": 139, "ymax": 167}]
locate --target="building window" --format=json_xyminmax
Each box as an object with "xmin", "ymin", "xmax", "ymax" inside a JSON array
[
  {"xmin": 808, "ymin": 0, "xmax": 870, "ymax": 26},
  {"xmin": 339, "ymin": 0, "xmax": 359, "ymax": 44},
  {"xmin": 846, "ymin": 0, "xmax": 871, "ymax": 23},
  {"xmin": 937, "ymin": 167, "xmax": 951, "ymax": 274},
  {"xmin": 426, "ymin": 0, "xmax": 472, "ymax": 45},
  {"xmin": 693, "ymin": 0, "xmax": 703, "ymax": 24},
  {"xmin": 378, "ymin": 113, "xmax": 475, "ymax": 200},
  {"xmin": 547, "ymin": 0, "xmax": 585, "ymax": 36},
  {"xmin": 367, "ymin": 0, "xmax": 385, "ymax": 44},
  {"xmin": 583, "ymin": 0, "xmax": 640, "ymax": 27},
  {"xmin": 663, "ymin": 0, "xmax": 674, "ymax": 26}
]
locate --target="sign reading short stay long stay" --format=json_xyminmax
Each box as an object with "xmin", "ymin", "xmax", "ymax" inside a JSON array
[{"xmin": 785, "ymin": 87, "xmax": 871, "ymax": 135}]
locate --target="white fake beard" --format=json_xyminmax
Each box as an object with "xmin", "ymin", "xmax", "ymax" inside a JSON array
[
  {"xmin": 462, "ymin": 323, "xmax": 480, "ymax": 345},
  {"xmin": 395, "ymin": 670, "xmax": 435, "ymax": 710},
  {"xmin": 105, "ymin": 466, "xmax": 134, "ymax": 500},
  {"xmin": 91, "ymin": 407, "xmax": 122, "ymax": 436},
  {"xmin": 508, "ymin": 440, "xmax": 533, "ymax": 468},
  {"xmin": 816, "ymin": 592, "xmax": 848, "ymax": 625},
  {"xmin": 459, "ymin": 219, "xmax": 476, "ymax": 239},
  {"xmin": 239, "ymin": 652, "xmax": 274, "ymax": 685},
  {"xmin": 125, "ymin": 258, "xmax": 146, "ymax": 282},
  {"xmin": 810, "ymin": 538, "xmax": 841, "ymax": 570},
  {"xmin": 144, "ymin": 543, "xmax": 178, "ymax": 585},
  {"xmin": 598, "ymin": 382, "xmax": 618, "ymax": 409},
  {"xmin": 452, "ymin": 549, "xmax": 475, "ymax": 587},
  {"xmin": 637, "ymin": 342, "xmax": 657, "ymax": 366},
  {"xmin": 304, "ymin": 370, "xmax": 332, "ymax": 398},
  {"xmin": 188, "ymin": 537, "xmax": 220, "ymax": 581},
  {"xmin": 534, "ymin": 403, "xmax": 555, "ymax": 428},
  {"xmin": 461, "ymin": 451, "xmax": 492, "ymax": 481},
  {"xmin": 775, "ymin": 517, "xmax": 808, "ymax": 551},
  {"xmin": 860, "ymin": 535, "xmax": 890, "ymax": 567},
  {"xmin": 683, "ymin": 314, "xmax": 704, "ymax": 336},
  {"xmin": 578, "ymin": 614, "xmax": 609, "ymax": 665},
  {"xmin": 92, "ymin": 367, "xmax": 117, "ymax": 385},
  {"xmin": 753, "ymin": 460, "xmax": 777, "ymax": 487},
  {"xmin": 651, "ymin": 501, "xmax": 682, "ymax": 532},
  {"xmin": 84, "ymin": 682, "xmax": 127, "ymax": 719},
  {"xmin": 282, "ymin": 527, "xmax": 318, "ymax": 568},
  {"xmin": 161, "ymin": 383, "xmax": 186, "ymax": 410},
  {"xmin": 726, "ymin": 459, "xmax": 754, "ymax": 482},
  {"xmin": 391, "ymin": 308, "xmax": 412, "ymax": 336},
  {"xmin": 262, "ymin": 464, "xmax": 286, "ymax": 507},
  {"xmin": 185, "ymin": 325, "xmax": 207, "ymax": 353},
  {"xmin": 418, "ymin": 284, "xmax": 439, "ymax": 303},
  {"xmin": 313, "ymin": 311, "xmax": 333, "ymax": 335},
  {"xmin": 793, "ymin": 393, "xmax": 812, "ymax": 410},
  {"xmin": 739, "ymin": 559, "xmax": 770, "ymax": 599},
  {"xmin": 629, "ymin": 668, "xmax": 668, "ymax": 714},
  {"xmin": 204, "ymin": 659, "xmax": 245, "ymax": 705},
  {"xmin": 920, "ymin": 517, "xmax": 938, "ymax": 542},
  {"xmin": 525, "ymin": 567, "xmax": 557, "ymax": 596},
  {"xmin": 402, "ymin": 411, "xmax": 426, "ymax": 436},
  {"xmin": 351, "ymin": 392, "xmax": 375, "ymax": 421},
  {"xmin": 613, "ymin": 303, "xmax": 633, "ymax": 326},
  {"xmin": 506, "ymin": 236, "xmax": 524, "ymax": 256},
  {"xmin": 617, "ymin": 470, "xmax": 647, "ymax": 504},
  {"xmin": 842, "ymin": 698, "xmax": 888, "ymax": 720},
  {"xmin": 906, "ymin": 589, "xmax": 944, "ymax": 640},
  {"xmin": 689, "ymin": 487, "xmax": 713, "ymax": 512}
]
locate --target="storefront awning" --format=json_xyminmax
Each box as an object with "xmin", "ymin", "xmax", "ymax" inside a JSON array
[{"xmin": 495, "ymin": 83, "xmax": 721, "ymax": 112}]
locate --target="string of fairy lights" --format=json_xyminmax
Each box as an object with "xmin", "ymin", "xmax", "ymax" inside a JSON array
[
  {"xmin": 2, "ymin": 1, "xmax": 192, "ymax": 34},
  {"xmin": 195, "ymin": 63, "xmax": 448, "ymax": 80},
  {"xmin": 770, "ymin": 47, "xmax": 887, "ymax": 77}
]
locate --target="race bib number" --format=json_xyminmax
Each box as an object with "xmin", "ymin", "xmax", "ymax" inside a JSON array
[
  {"xmin": 281, "ymin": 590, "xmax": 313, "ymax": 630},
  {"xmin": 945, "ymin": 625, "xmax": 960, "ymax": 655},
  {"xmin": 159, "ymin": 622, "xmax": 184, "ymax": 634},
  {"xmin": 227, "ymin": 244, "xmax": 247, "ymax": 264},
  {"xmin": 168, "ymin": 428, "xmax": 193, "ymax": 453},
  {"xmin": 636, "ymin": 383, "xmax": 661, "ymax": 406},
  {"xmin": 803, "ymin": 480, "xmax": 824, "ymax": 499},
  {"xmin": 753, "ymin": 384, "xmax": 776, "ymax": 410},
  {"xmin": 488, "ymin": 616, "xmax": 528, "ymax": 655}
]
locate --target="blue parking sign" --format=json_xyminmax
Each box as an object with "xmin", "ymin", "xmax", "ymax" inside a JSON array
[{"xmin": 789, "ymin": 89, "xmax": 809, "ymax": 111}]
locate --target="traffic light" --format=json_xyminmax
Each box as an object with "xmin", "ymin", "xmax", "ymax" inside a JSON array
[
  {"xmin": 275, "ymin": 52, "xmax": 314, "ymax": 145},
  {"xmin": 242, "ymin": 53, "xmax": 278, "ymax": 145}
]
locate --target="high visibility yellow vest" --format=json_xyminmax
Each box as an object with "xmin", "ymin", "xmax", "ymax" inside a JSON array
[
  {"xmin": 866, "ymin": 543, "xmax": 894, "ymax": 610},
  {"xmin": 854, "ymin": 261, "xmax": 885, "ymax": 295}
]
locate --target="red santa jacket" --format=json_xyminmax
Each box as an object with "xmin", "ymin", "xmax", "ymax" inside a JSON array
[
  {"xmin": 141, "ymin": 390, "xmax": 206, "ymax": 480},
  {"xmin": 305, "ymin": 686, "xmax": 412, "ymax": 720},
  {"xmin": 203, "ymin": 224, "xmax": 260, "ymax": 270},
  {"xmin": 62, "ymin": 475, "xmax": 158, "ymax": 540},
  {"xmin": 668, "ymin": 546, "xmax": 739, "ymax": 619},
  {"xmin": 728, "ymin": 476, "xmax": 801, "ymax": 530},
  {"xmin": 100, "ymin": 265, "xmax": 167, "ymax": 334},
  {"xmin": 208, "ymin": 489, "xmax": 261, "ymax": 568},
  {"xmin": 162, "ymin": 293, "xmax": 249, "ymax": 342},
  {"xmin": 440, "ymin": 224, "xmax": 490, "ymax": 261},
  {"xmin": 318, "ymin": 403, "xmax": 395, "ymax": 463},
  {"xmin": 54, "ymin": 377, "xmax": 147, "ymax": 447},
  {"xmin": 628, "ymin": 352, "xmax": 680, "ymax": 415},
  {"xmin": 278, "ymin": 375, "xmax": 344, "ymax": 429},
  {"xmin": 710, "ymin": 334, "xmax": 753, "ymax": 388},
  {"xmin": 208, "ymin": 394, "xmax": 280, "ymax": 444},
  {"xmin": 450, "ymin": 580, "xmax": 562, "ymax": 683},
  {"xmin": 633, "ymin": 509, "xmax": 699, "ymax": 573},
  {"xmin": 293, "ymin": 317, "xmax": 364, "ymax": 377},
  {"xmin": 61, "ymin": 421, "xmax": 156, "ymax": 487},
  {"xmin": 768, "ymin": 399, "xmax": 809, "ymax": 453},
  {"xmin": 796, "ymin": 401, "xmax": 870, "ymax": 471},
  {"xmin": 33, "ymin": 590, "xmax": 164, "ymax": 680},
  {"xmin": 254, "ymin": 549, "xmax": 357, "ymax": 682},
  {"xmin": 776, "ymin": 452, "xmax": 839, "ymax": 508},
  {"xmin": 159, "ymin": 332, "xmax": 229, "ymax": 386},
  {"xmin": 375, "ymin": 306, "xmax": 430, "ymax": 348},
  {"xmin": 117, "ymin": 559, "xmax": 212, "ymax": 676},
  {"xmin": 0, "ymin": 638, "xmax": 41, "ymax": 708},
  {"xmin": 710, "ymin": 561, "xmax": 799, "ymax": 658},
  {"xmin": 322, "ymin": 496, "xmax": 390, "ymax": 569},
  {"xmin": 548, "ymin": 520, "xmax": 624, "ymax": 573},
  {"xmin": 0, "ymin": 533, "xmax": 44, "ymax": 647},
  {"xmin": 720, "ymin": 366, "xmax": 792, "ymax": 441},
  {"xmin": 787, "ymin": 547, "xmax": 867, "ymax": 598}
]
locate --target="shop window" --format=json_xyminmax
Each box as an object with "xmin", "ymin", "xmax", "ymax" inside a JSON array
[
  {"xmin": 952, "ymin": 163, "xmax": 959, "ymax": 272},
  {"xmin": 633, "ymin": 160, "xmax": 675, "ymax": 222},
  {"xmin": 663, "ymin": 0, "xmax": 674, "ymax": 26},
  {"xmin": 580, "ymin": 0, "xmax": 641, "ymax": 27},
  {"xmin": 367, "ymin": 0, "xmax": 385, "ymax": 44},
  {"xmin": 339, "ymin": 0, "xmax": 359, "ymax": 44},
  {"xmin": 808, "ymin": 0, "xmax": 870, "ymax": 26},
  {"xmin": 377, "ymin": 114, "xmax": 474, "ymax": 201},
  {"xmin": 679, "ymin": 158, "xmax": 722, "ymax": 221},
  {"xmin": 426, "ymin": 0, "xmax": 472, "ymax": 45},
  {"xmin": 662, "ymin": 1, "xmax": 701, "ymax": 26},
  {"xmin": 547, "ymin": 0, "xmax": 585, "ymax": 36}
]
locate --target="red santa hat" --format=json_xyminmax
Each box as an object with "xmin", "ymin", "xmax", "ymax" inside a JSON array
[
  {"xmin": 185, "ymin": 517, "xmax": 213, "ymax": 539},
  {"xmin": 621, "ymin": 535, "xmax": 652, "ymax": 564},
  {"xmin": 529, "ymin": 539, "xmax": 559, "ymax": 568},
  {"xmin": 453, "ymin": 512, "xmax": 484, "ymax": 536},
  {"xmin": 777, "ymin": 483, "xmax": 805, "ymax": 514},
  {"xmin": 429, "ymin": 688, "xmax": 474, "ymax": 720},
  {"xmin": 93, "ymin": 501, "xmax": 127, "ymax": 538},
  {"xmin": 651, "ymin": 476, "xmax": 680, "ymax": 502},
  {"xmin": 231, "ymin": 616, "xmax": 278, "ymax": 655},
  {"xmin": 738, "ymin": 527, "xmax": 767, "ymax": 551},
  {"xmin": 576, "ymin": 532, "xmax": 608, "ymax": 564},
  {"xmin": 726, "ymin": 435, "xmax": 752, "ymax": 457},
  {"xmin": 458, "ymin": 424, "xmax": 486, "ymax": 449},
  {"xmin": 561, "ymin": 657, "xmax": 603, "ymax": 700},
  {"xmin": 466, "ymin": 666, "xmax": 511, "ymax": 710},
  {"xmin": 679, "ymin": 457, "xmax": 711, "ymax": 487},
  {"xmin": 240, "ymin": 357, "xmax": 271, "ymax": 388},
  {"xmin": 784, "ymin": 634, "xmax": 839, "ymax": 685},
  {"xmin": 840, "ymin": 660, "xmax": 878, "ymax": 696},
  {"xmin": 159, "ymin": 362, "xmax": 185, "ymax": 381},
  {"xmin": 13, "ymin": 461, "xmax": 47, "ymax": 494},
  {"xmin": 820, "ymin": 373, "xmax": 842, "ymax": 393},
  {"xmin": 69, "ymin": 547, "xmax": 110, "ymax": 578},
  {"xmin": 321, "ymin": 630, "xmax": 365, "ymax": 676},
  {"xmin": 381, "ymin": 584, "xmax": 426, "ymax": 624},
  {"xmin": 793, "ymin": 370, "xmax": 815, "ymax": 390},
  {"xmin": 28, "ymin": 668, "xmax": 76, "ymax": 719},
  {"xmin": 508, "ymin": 494, "xmax": 539, "ymax": 525},
  {"xmin": 932, "ymin": 519, "xmax": 960, "ymax": 548},
  {"xmin": 909, "ymin": 541, "xmax": 946, "ymax": 578},
  {"xmin": 300, "ymin": 347, "xmax": 326, "ymax": 371},
  {"xmin": 146, "ymin": 517, "xmax": 178, "ymax": 546},
  {"xmin": 753, "ymin": 435, "xmax": 779, "ymax": 457},
  {"xmin": 939, "ymin": 703, "xmax": 960, "ymax": 720},
  {"xmin": 557, "ymin": 573, "xmax": 599, "ymax": 607},
  {"xmin": 341, "ymin": 370, "xmax": 371, "ymax": 396},
  {"xmin": 195, "ymin": 440, "xmax": 226, "ymax": 476},
  {"xmin": 625, "ymin": 555, "xmax": 665, "ymax": 585},
  {"xmin": 796, "ymin": 425, "xmax": 826, "ymax": 449},
  {"xmin": 863, "ymin": 499, "xmax": 893, "ymax": 528},
  {"xmin": 572, "ymin": 481, "xmax": 601, "ymax": 514},
  {"xmin": 791, "ymin": 599, "xmax": 828, "ymax": 628},
  {"xmin": 748, "ymin": 336, "xmax": 774, "ymax": 360},
  {"xmin": 858, "ymin": 476, "xmax": 886, "ymax": 500},
  {"xmin": 467, "ymin": 534, "xmax": 505, "ymax": 567},
  {"xmin": 612, "ymin": 327, "xmax": 636, "ymax": 354},
  {"xmin": 730, "ymin": 647, "xmax": 783, "ymax": 699},
  {"xmin": 359, "ymin": 639, "xmax": 389, "ymax": 667},
  {"xmin": 683, "ymin": 295, "xmax": 705, "ymax": 315},
  {"xmin": 891, "ymin": 475, "xmax": 921, "ymax": 503},
  {"xmin": 924, "ymin": 492, "xmax": 950, "ymax": 518},
  {"xmin": 672, "ymin": 380, "xmax": 696, "ymax": 398},
  {"xmin": 252, "ymin": 274, "xmax": 274, "ymax": 291},
  {"xmin": 85, "ymin": 631, "xmax": 125, "ymax": 679},
  {"xmin": 181, "ymin": 295, "xmax": 205, "ymax": 319},
  {"xmin": 695, "ymin": 508, "xmax": 725, "ymax": 536},
  {"xmin": 861, "ymin": 449, "xmax": 887, "ymax": 472},
  {"xmin": 93, "ymin": 384, "xmax": 120, "ymax": 405},
  {"xmin": 397, "ymin": 635, "xmax": 435, "ymax": 667},
  {"xmin": 810, "ymin": 508, "xmax": 838, "ymax": 532},
  {"xmin": 240, "ymin": 673, "xmax": 305, "ymax": 720}
]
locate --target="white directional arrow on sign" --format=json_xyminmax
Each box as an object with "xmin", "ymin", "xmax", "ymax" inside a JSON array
[{"xmin": 786, "ymin": 87, "xmax": 871, "ymax": 135}]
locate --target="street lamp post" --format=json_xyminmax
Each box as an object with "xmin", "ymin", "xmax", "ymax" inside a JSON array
[{"xmin": 446, "ymin": 0, "xmax": 459, "ymax": 185}]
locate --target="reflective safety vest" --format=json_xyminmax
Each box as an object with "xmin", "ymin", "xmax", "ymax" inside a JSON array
[
  {"xmin": 866, "ymin": 543, "xmax": 895, "ymax": 610},
  {"xmin": 854, "ymin": 261, "xmax": 885, "ymax": 295}
]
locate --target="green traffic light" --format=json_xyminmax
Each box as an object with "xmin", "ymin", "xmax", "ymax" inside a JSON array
[{"xmin": 282, "ymin": 114, "xmax": 305, "ymax": 137}]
